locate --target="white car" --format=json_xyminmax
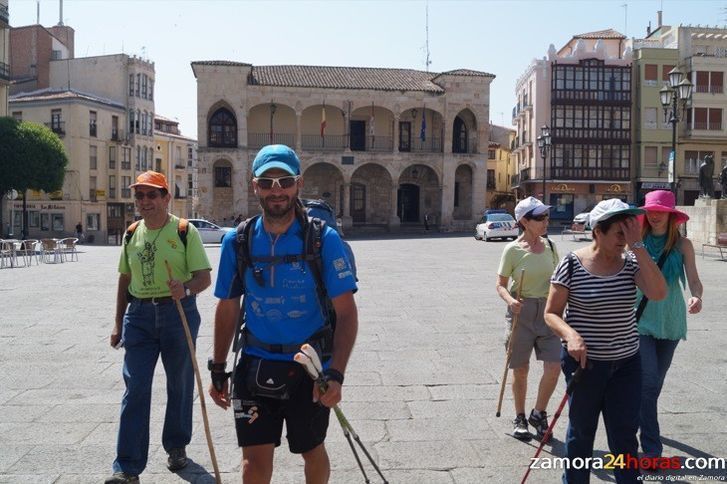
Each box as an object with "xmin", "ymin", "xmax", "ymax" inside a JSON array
[
  {"xmin": 188, "ymin": 219, "xmax": 234, "ymax": 244},
  {"xmin": 474, "ymin": 211, "xmax": 519, "ymax": 241}
]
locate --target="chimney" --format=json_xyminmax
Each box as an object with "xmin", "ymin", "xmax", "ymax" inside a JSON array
[
  {"xmin": 657, "ymin": 10, "xmax": 662, "ymax": 28},
  {"xmin": 647, "ymin": 21, "xmax": 651, "ymax": 36},
  {"xmin": 58, "ymin": 0, "xmax": 64, "ymax": 26}
]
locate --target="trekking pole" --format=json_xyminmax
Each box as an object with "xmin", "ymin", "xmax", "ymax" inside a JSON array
[
  {"xmin": 164, "ymin": 261, "xmax": 222, "ymax": 484},
  {"xmin": 295, "ymin": 345, "xmax": 389, "ymax": 484},
  {"xmin": 496, "ymin": 268, "xmax": 526, "ymax": 417},
  {"xmin": 520, "ymin": 366, "xmax": 585, "ymax": 484}
]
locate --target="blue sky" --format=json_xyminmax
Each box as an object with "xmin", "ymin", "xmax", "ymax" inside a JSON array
[{"xmin": 9, "ymin": 0, "xmax": 725, "ymax": 138}]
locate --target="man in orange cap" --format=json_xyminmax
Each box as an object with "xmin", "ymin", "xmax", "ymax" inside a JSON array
[{"xmin": 106, "ymin": 171, "xmax": 212, "ymax": 483}]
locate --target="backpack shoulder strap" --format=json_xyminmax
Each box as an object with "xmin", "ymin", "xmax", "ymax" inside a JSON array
[
  {"xmin": 177, "ymin": 218, "xmax": 189, "ymax": 248},
  {"xmin": 304, "ymin": 216, "xmax": 326, "ymax": 290},
  {"xmin": 235, "ymin": 215, "xmax": 258, "ymax": 289},
  {"xmin": 124, "ymin": 220, "xmax": 140, "ymax": 245}
]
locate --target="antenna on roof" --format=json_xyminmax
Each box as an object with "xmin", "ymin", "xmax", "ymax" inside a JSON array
[
  {"xmin": 36, "ymin": 0, "xmax": 40, "ymax": 24},
  {"xmin": 621, "ymin": 3, "xmax": 628, "ymax": 37},
  {"xmin": 58, "ymin": 0, "xmax": 64, "ymax": 26},
  {"xmin": 425, "ymin": 0, "xmax": 432, "ymax": 72}
]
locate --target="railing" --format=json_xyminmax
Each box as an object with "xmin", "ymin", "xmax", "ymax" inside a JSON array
[
  {"xmin": 121, "ymin": 161, "xmax": 131, "ymax": 170},
  {"xmin": 121, "ymin": 188, "xmax": 131, "ymax": 198},
  {"xmin": 111, "ymin": 128, "xmax": 124, "ymax": 141},
  {"xmin": 551, "ymin": 167, "xmax": 630, "ymax": 180},
  {"xmin": 45, "ymin": 121, "xmax": 66, "ymax": 136},
  {"xmin": 510, "ymin": 174, "xmax": 520, "ymax": 188},
  {"xmin": 174, "ymin": 157, "xmax": 186, "ymax": 169},
  {"xmin": 691, "ymin": 122, "xmax": 721, "ymax": 131},
  {"xmin": 551, "ymin": 127, "xmax": 631, "ymax": 140},
  {"xmin": 365, "ymin": 136, "xmax": 393, "ymax": 152},
  {"xmin": 302, "ymin": 134, "xmax": 347, "ymax": 150},
  {"xmin": 551, "ymin": 90, "xmax": 631, "ymax": 103},
  {"xmin": 0, "ymin": 61, "xmax": 9, "ymax": 81},
  {"xmin": 0, "ymin": 4, "xmax": 8, "ymax": 24},
  {"xmin": 409, "ymin": 137, "xmax": 442, "ymax": 153},
  {"xmin": 520, "ymin": 169, "xmax": 531, "ymax": 181},
  {"xmin": 248, "ymin": 132, "xmax": 295, "ymax": 149},
  {"xmin": 89, "ymin": 124, "xmax": 97, "ymax": 137},
  {"xmin": 694, "ymin": 85, "xmax": 723, "ymax": 94}
]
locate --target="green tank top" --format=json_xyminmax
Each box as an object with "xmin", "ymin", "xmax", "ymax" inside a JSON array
[{"xmin": 636, "ymin": 234, "xmax": 687, "ymax": 340}]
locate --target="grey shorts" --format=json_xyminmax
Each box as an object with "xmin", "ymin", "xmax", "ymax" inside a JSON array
[{"xmin": 504, "ymin": 297, "xmax": 561, "ymax": 368}]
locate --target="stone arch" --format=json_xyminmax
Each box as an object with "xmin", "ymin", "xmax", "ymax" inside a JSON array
[
  {"xmin": 301, "ymin": 162, "xmax": 345, "ymax": 215},
  {"xmin": 350, "ymin": 163, "xmax": 394, "ymax": 224},
  {"xmin": 207, "ymin": 102, "xmax": 238, "ymax": 148},
  {"xmin": 211, "ymin": 159, "xmax": 234, "ymax": 220},
  {"xmin": 453, "ymin": 164, "xmax": 474, "ymax": 220},
  {"xmin": 397, "ymin": 164, "xmax": 442, "ymax": 224},
  {"xmin": 350, "ymin": 105, "xmax": 395, "ymax": 152},
  {"xmin": 247, "ymin": 102, "xmax": 296, "ymax": 148},
  {"xmin": 452, "ymin": 108, "xmax": 478, "ymax": 154}
]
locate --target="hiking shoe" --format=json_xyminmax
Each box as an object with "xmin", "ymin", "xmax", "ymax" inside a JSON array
[
  {"xmin": 167, "ymin": 447, "xmax": 188, "ymax": 471},
  {"xmin": 104, "ymin": 472, "xmax": 139, "ymax": 484},
  {"xmin": 528, "ymin": 409, "xmax": 549, "ymax": 440},
  {"xmin": 512, "ymin": 413, "xmax": 531, "ymax": 440}
]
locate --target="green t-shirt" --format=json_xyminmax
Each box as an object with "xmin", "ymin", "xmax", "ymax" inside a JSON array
[
  {"xmin": 118, "ymin": 215, "xmax": 212, "ymax": 298},
  {"xmin": 497, "ymin": 237, "xmax": 560, "ymax": 299}
]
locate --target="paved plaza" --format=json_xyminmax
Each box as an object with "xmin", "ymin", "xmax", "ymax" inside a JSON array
[{"xmin": 1, "ymin": 234, "xmax": 726, "ymax": 483}]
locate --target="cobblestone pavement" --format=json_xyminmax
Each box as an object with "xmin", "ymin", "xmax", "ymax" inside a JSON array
[{"xmin": 1, "ymin": 234, "xmax": 726, "ymax": 483}]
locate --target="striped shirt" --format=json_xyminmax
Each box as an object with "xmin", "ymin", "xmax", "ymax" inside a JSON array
[{"xmin": 551, "ymin": 252, "xmax": 641, "ymax": 361}]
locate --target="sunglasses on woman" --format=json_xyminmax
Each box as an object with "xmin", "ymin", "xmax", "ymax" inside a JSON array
[
  {"xmin": 254, "ymin": 175, "xmax": 300, "ymax": 190},
  {"xmin": 526, "ymin": 213, "xmax": 549, "ymax": 222}
]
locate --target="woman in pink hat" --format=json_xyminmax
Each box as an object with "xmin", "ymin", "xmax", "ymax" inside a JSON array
[{"xmin": 637, "ymin": 190, "xmax": 703, "ymax": 464}]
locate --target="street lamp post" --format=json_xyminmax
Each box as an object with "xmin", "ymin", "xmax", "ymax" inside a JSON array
[
  {"xmin": 536, "ymin": 125, "xmax": 551, "ymax": 203},
  {"xmin": 660, "ymin": 67, "xmax": 693, "ymax": 197}
]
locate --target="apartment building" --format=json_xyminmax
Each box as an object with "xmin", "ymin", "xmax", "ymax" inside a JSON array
[
  {"xmin": 9, "ymin": 22, "xmax": 74, "ymax": 94},
  {"xmin": 154, "ymin": 115, "xmax": 197, "ymax": 218},
  {"xmin": 487, "ymin": 124, "xmax": 515, "ymax": 211},
  {"xmin": 7, "ymin": 89, "xmax": 129, "ymax": 241},
  {"xmin": 191, "ymin": 61, "xmax": 495, "ymax": 231},
  {"xmin": 0, "ymin": 0, "xmax": 9, "ymax": 116},
  {"xmin": 512, "ymin": 29, "xmax": 634, "ymax": 224},
  {"xmin": 632, "ymin": 20, "xmax": 727, "ymax": 203}
]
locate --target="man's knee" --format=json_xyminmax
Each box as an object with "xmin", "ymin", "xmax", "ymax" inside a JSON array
[{"xmin": 242, "ymin": 445, "xmax": 274, "ymax": 483}]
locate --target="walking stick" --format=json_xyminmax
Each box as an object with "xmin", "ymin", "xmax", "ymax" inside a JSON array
[
  {"xmin": 520, "ymin": 366, "xmax": 585, "ymax": 484},
  {"xmin": 295, "ymin": 345, "xmax": 389, "ymax": 483},
  {"xmin": 496, "ymin": 268, "xmax": 526, "ymax": 417},
  {"xmin": 164, "ymin": 261, "xmax": 222, "ymax": 484}
]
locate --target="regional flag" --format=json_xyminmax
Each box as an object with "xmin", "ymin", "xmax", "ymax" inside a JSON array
[
  {"xmin": 321, "ymin": 105, "xmax": 327, "ymax": 137},
  {"xmin": 420, "ymin": 109, "xmax": 426, "ymax": 142}
]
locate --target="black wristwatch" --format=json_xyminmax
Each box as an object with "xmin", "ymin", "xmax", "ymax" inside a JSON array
[{"xmin": 207, "ymin": 357, "xmax": 226, "ymax": 372}]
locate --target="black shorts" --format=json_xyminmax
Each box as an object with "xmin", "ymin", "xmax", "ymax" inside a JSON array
[{"xmin": 231, "ymin": 355, "xmax": 331, "ymax": 453}]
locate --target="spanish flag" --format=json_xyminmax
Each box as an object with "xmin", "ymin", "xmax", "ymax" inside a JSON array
[{"xmin": 320, "ymin": 105, "xmax": 327, "ymax": 137}]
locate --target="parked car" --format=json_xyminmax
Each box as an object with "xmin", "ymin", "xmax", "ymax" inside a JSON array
[
  {"xmin": 572, "ymin": 205, "xmax": 596, "ymax": 231},
  {"xmin": 188, "ymin": 219, "xmax": 235, "ymax": 244},
  {"xmin": 474, "ymin": 210, "xmax": 519, "ymax": 241}
]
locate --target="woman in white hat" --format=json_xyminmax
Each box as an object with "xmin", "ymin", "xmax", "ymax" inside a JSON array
[
  {"xmin": 637, "ymin": 190, "xmax": 703, "ymax": 465},
  {"xmin": 544, "ymin": 198, "xmax": 667, "ymax": 483},
  {"xmin": 495, "ymin": 196, "xmax": 561, "ymax": 441}
]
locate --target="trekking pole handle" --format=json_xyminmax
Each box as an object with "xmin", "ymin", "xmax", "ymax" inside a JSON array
[{"xmin": 565, "ymin": 366, "xmax": 584, "ymax": 396}]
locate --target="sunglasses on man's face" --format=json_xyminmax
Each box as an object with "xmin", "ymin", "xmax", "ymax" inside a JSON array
[
  {"xmin": 134, "ymin": 190, "xmax": 161, "ymax": 200},
  {"xmin": 254, "ymin": 175, "xmax": 300, "ymax": 190}
]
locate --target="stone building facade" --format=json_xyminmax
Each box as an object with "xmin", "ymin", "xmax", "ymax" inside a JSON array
[
  {"xmin": 191, "ymin": 62, "xmax": 495, "ymax": 231},
  {"xmin": 0, "ymin": 0, "xmax": 9, "ymax": 116},
  {"xmin": 154, "ymin": 115, "xmax": 197, "ymax": 218}
]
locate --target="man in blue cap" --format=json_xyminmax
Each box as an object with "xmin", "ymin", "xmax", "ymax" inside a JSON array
[{"xmin": 208, "ymin": 145, "xmax": 359, "ymax": 483}]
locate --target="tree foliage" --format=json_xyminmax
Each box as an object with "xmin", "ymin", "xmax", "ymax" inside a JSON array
[{"xmin": 0, "ymin": 117, "xmax": 69, "ymax": 195}]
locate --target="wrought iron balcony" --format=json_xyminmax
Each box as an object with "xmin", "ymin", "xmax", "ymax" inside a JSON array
[
  {"xmin": 248, "ymin": 132, "xmax": 295, "ymax": 150},
  {"xmin": 45, "ymin": 121, "xmax": 66, "ymax": 137},
  {"xmin": 0, "ymin": 3, "xmax": 8, "ymax": 25},
  {"xmin": 0, "ymin": 61, "xmax": 9, "ymax": 81},
  {"xmin": 302, "ymin": 134, "xmax": 347, "ymax": 151}
]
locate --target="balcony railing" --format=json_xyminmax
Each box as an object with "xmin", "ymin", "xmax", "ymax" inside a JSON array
[
  {"xmin": 0, "ymin": 61, "xmax": 9, "ymax": 81},
  {"xmin": 510, "ymin": 174, "xmax": 520, "ymax": 188},
  {"xmin": 694, "ymin": 85, "xmax": 723, "ymax": 94},
  {"xmin": 174, "ymin": 157, "xmax": 186, "ymax": 169},
  {"xmin": 89, "ymin": 124, "xmax": 97, "ymax": 137},
  {"xmin": 302, "ymin": 134, "xmax": 347, "ymax": 151},
  {"xmin": 409, "ymin": 137, "xmax": 442, "ymax": 153},
  {"xmin": 248, "ymin": 132, "xmax": 295, "ymax": 149},
  {"xmin": 552, "ymin": 127, "xmax": 631, "ymax": 141},
  {"xmin": 551, "ymin": 90, "xmax": 631, "ymax": 103},
  {"xmin": 551, "ymin": 167, "xmax": 630, "ymax": 180},
  {"xmin": 45, "ymin": 121, "xmax": 66, "ymax": 137},
  {"xmin": 0, "ymin": 3, "xmax": 8, "ymax": 24},
  {"xmin": 691, "ymin": 122, "xmax": 722, "ymax": 131},
  {"xmin": 111, "ymin": 128, "xmax": 125, "ymax": 141}
]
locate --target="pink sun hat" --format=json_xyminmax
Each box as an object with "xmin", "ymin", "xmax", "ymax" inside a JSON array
[{"xmin": 639, "ymin": 190, "xmax": 689, "ymax": 225}]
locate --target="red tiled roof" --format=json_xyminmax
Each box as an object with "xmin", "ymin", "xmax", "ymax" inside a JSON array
[
  {"xmin": 192, "ymin": 60, "xmax": 252, "ymax": 67},
  {"xmin": 193, "ymin": 62, "xmax": 495, "ymax": 92},
  {"xmin": 573, "ymin": 28, "xmax": 626, "ymax": 40},
  {"xmin": 9, "ymin": 88, "xmax": 124, "ymax": 109}
]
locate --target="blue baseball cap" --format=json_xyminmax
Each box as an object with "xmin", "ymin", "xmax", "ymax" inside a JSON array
[{"xmin": 252, "ymin": 145, "xmax": 301, "ymax": 177}]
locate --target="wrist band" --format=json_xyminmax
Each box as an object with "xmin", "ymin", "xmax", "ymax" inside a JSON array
[{"xmin": 323, "ymin": 368, "xmax": 344, "ymax": 385}]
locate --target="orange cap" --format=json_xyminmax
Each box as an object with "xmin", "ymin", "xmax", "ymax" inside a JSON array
[{"xmin": 129, "ymin": 171, "xmax": 168, "ymax": 190}]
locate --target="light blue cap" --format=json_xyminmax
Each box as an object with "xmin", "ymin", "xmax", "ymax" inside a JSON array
[{"xmin": 252, "ymin": 145, "xmax": 301, "ymax": 177}]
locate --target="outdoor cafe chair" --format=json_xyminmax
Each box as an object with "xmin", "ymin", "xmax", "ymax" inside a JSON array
[
  {"xmin": 40, "ymin": 238, "xmax": 63, "ymax": 264},
  {"xmin": 58, "ymin": 237, "xmax": 79, "ymax": 262},
  {"xmin": 1, "ymin": 239, "xmax": 21, "ymax": 268},
  {"xmin": 16, "ymin": 239, "xmax": 40, "ymax": 267}
]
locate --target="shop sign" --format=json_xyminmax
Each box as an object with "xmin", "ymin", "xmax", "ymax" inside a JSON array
[
  {"xmin": 605, "ymin": 184, "xmax": 625, "ymax": 193},
  {"xmin": 12, "ymin": 203, "xmax": 67, "ymax": 210},
  {"xmin": 552, "ymin": 183, "xmax": 576, "ymax": 193}
]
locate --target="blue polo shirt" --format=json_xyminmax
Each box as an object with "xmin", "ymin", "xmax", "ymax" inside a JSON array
[{"xmin": 214, "ymin": 217, "xmax": 357, "ymax": 361}]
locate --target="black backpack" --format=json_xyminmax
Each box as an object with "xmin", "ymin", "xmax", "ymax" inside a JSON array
[{"xmin": 232, "ymin": 200, "xmax": 357, "ymax": 360}]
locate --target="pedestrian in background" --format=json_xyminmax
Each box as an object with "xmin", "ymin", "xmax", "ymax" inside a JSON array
[
  {"xmin": 496, "ymin": 196, "xmax": 561, "ymax": 440},
  {"xmin": 545, "ymin": 198, "xmax": 667, "ymax": 484},
  {"xmin": 637, "ymin": 190, "xmax": 703, "ymax": 464},
  {"xmin": 106, "ymin": 171, "xmax": 212, "ymax": 484}
]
